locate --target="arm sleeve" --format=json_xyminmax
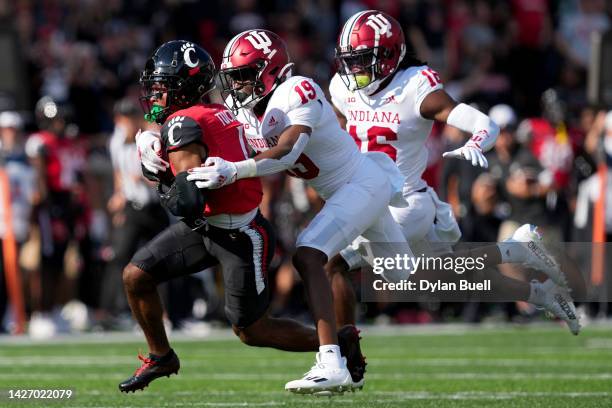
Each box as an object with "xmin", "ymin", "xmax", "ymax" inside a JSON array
[
  {"xmin": 255, "ymin": 133, "xmax": 309, "ymax": 175},
  {"xmin": 160, "ymin": 115, "xmax": 205, "ymax": 152},
  {"xmin": 446, "ymin": 103, "xmax": 500, "ymax": 152}
]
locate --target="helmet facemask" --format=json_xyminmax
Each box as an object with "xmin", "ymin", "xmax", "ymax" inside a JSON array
[
  {"xmin": 139, "ymin": 73, "xmax": 214, "ymax": 124},
  {"xmin": 336, "ymin": 47, "xmax": 386, "ymax": 95},
  {"xmin": 139, "ymin": 76, "xmax": 171, "ymax": 124},
  {"xmin": 219, "ymin": 61, "xmax": 267, "ymax": 114},
  {"xmin": 335, "ymin": 42, "xmax": 405, "ymax": 96}
]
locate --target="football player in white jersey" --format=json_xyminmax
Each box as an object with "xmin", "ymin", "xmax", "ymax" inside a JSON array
[
  {"xmin": 182, "ymin": 29, "xmax": 416, "ymax": 395},
  {"xmin": 326, "ymin": 10, "xmax": 579, "ymax": 335}
]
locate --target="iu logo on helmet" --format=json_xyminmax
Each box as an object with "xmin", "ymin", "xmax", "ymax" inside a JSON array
[
  {"xmin": 181, "ymin": 42, "xmax": 199, "ymax": 68},
  {"xmin": 366, "ymin": 14, "xmax": 392, "ymax": 39},
  {"xmin": 245, "ymin": 31, "xmax": 278, "ymax": 59}
]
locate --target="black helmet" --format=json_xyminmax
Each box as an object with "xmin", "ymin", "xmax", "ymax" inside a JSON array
[{"xmin": 139, "ymin": 40, "xmax": 216, "ymax": 124}]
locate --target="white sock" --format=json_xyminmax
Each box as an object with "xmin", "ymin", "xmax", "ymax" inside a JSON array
[
  {"xmin": 319, "ymin": 344, "xmax": 342, "ymax": 367},
  {"xmin": 497, "ymin": 241, "xmax": 526, "ymax": 264}
]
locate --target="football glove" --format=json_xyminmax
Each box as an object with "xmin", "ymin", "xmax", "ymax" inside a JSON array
[
  {"xmin": 136, "ymin": 129, "xmax": 169, "ymax": 174},
  {"xmin": 187, "ymin": 157, "xmax": 237, "ymax": 189},
  {"xmin": 442, "ymin": 132, "xmax": 488, "ymax": 168}
]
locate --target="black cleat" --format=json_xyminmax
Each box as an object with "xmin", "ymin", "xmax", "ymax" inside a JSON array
[
  {"xmin": 338, "ymin": 325, "xmax": 367, "ymax": 387},
  {"xmin": 119, "ymin": 349, "xmax": 180, "ymax": 393}
]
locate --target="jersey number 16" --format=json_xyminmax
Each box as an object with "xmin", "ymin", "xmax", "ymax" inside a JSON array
[{"xmin": 348, "ymin": 125, "xmax": 398, "ymax": 161}]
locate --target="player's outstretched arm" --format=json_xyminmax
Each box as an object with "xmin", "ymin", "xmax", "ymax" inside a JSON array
[
  {"xmin": 187, "ymin": 124, "xmax": 311, "ymax": 189},
  {"xmin": 421, "ymin": 90, "xmax": 499, "ymax": 168},
  {"xmin": 250, "ymin": 123, "xmax": 311, "ymax": 167}
]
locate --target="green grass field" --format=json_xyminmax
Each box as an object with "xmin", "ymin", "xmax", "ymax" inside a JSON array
[{"xmin": 1, "ymin": 324, "xmax": 611, "ymax": 407}]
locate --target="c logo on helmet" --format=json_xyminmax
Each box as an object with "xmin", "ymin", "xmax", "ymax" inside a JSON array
[
  {"xmin": 245, "ymin": 31, "xmax": 278, "ymax": 60},
  {"xmin": 168, "ymin": 116, "xmax": 185, "ymax": 145},
  {"xmin": 181, "ymin": 42, "xmax": 199, "ymax": 68}
]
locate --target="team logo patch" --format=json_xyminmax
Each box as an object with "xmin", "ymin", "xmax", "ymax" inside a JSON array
[
  {"xmin": 181, "ymin": 42, "xmax": 199, "ymax": 68},
  {"xmin": 384, "ymin": 95, "xmax": 397, "ymax": 104},
  {"xmin": 245, "ymin": 31, "xmax": 277, "ymax": 60},
  {"xmin": 366, "ymin": 14, "xmax": 392, "ymax": 40},
  {"xmin": 168, "ymin": 116, "xmax": 185, "ymax": 146}
]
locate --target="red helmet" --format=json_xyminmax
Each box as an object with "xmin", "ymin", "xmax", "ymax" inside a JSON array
[
  {"xmin": 335, "ymin": 10, "xmax": 406, "ymax": 95},
  {"xmin": 220, "ymin": 30, "xmax": 293, "ymax": 112}
]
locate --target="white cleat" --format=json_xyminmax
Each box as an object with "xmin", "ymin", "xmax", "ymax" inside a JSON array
[
  {"xmin": 505, "ymin": 224, "xmax": 568, "ymax": 287},
  {"xmin": 531, "ymin": 279, "xmax": 581, "ymax": 335},
  {"xmin": 285, "ymin": 353, "xmax": 354, "ymax": 396}
]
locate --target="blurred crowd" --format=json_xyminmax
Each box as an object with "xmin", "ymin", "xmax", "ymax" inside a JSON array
[{"xmin": 0, "ymin": 0, "xmax": 611, "ymax": 336}]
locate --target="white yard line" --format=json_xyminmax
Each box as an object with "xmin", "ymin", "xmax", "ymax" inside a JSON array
[
  {"xmin": 1, "ymin": 372, "xmax": 611, "ymax": 381},
  {"xmin": 3, "ymin": 320, "xmax": 612, "ymax": 345},
  {"xmin": 54, "ymin": 390, "xmax": 612, "ymax": 408},
  {"xmin": 0, "ymin": 356, "xmax": 609, "ymax": 370}
]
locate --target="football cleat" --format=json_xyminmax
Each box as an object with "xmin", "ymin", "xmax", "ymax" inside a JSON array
[
  {"xmin": 338, "ymin": 325, "xmax": 367, "ymax": 388},
  {"xmin": 505, "ymin": 224, "xmax": 568, "ymax": 287},
  {"xmin": 285, "ymin": 353, "xmax": 354, "ymax": 396},
  {"xmin": 119, "ymin": 349, "xmax": 180, "ymax": 393},
  {"xmin": 531, "ymin": 279, "xmax": 581, "ymax": 335}
]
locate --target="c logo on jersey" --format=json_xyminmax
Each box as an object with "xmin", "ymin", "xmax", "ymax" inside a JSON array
[
  {"xmin": 245, "ymin": 31, "xmax": 277, "ymax": 60},
  {"xmin": 366, "ymin": 14, "xmax": 392, "ymax": 41},
  {"xmin": 181, "ymin": 42, "xmax": 199, "ymax": 68},
  {"xmin": 168, "ymin": 116, "xmax": 185, "ymax": 146}
]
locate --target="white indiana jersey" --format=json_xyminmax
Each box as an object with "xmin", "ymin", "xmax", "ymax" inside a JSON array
[
  {"xmin": 234, "ymin": 75, "xmax": 364, "ymax": 200},
  {"xmin": 329, "ymin": 65, "xmax": 443, "ymax": 193}
]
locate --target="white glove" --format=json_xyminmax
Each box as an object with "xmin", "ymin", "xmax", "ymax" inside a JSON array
[
  {"xmin": 186, "ymin": 157, "xmax": 238, "ymax": 189},
  {"xmin": 442, "ymin": 135, "xmax": 488, "ymax": 168},
  {"xmin": 136, "ymin": 129, "xmax": 169, "ymax": 174}
]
